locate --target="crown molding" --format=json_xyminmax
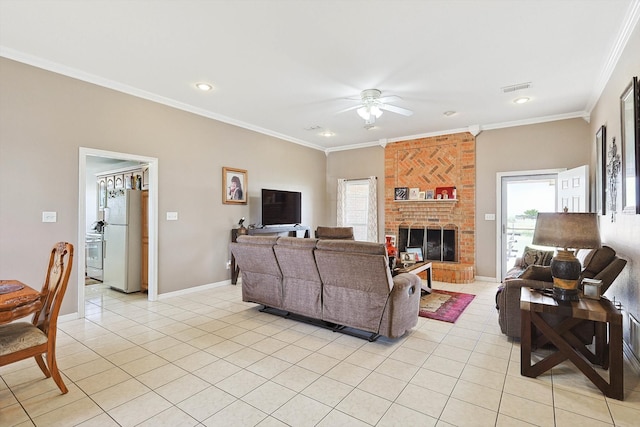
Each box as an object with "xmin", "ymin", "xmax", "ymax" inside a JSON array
[
  {"xmin": 585, "ymin": 0, "xmax": 640, "ymax": 113},
  {"xmin": 0, "ymin": 48, "xmax": 326, "ymax": 152}
]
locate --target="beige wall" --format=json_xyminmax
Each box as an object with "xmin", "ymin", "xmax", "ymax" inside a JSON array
[
  {"xmin": 475, "ymin": 118, "xmax": 591, "ymax": 278},
  {"xmin": 328, "ymin": 120, "xmax": 591, "ymax": 279},
  {"xmin": 589, "ymin": 22, "xmax": 640, "ymax": 342},
  {"xmin": 0, "ymin": 58, "xmax": 327, "ymax": 316},
  {"xmin": 325, "ymin": 145, "xmax": 386, "ymax": 239}
]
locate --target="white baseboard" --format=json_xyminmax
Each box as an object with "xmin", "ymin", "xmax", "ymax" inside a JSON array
[
  {"xmin": 475, "ymin": 275, "xmax": 499, "ymax": 283},
  {"xmin": 59, "ymin": 280, "xmax": 234, "ymax": 322},
  {"xmin": 157, "ymin": 279, "xmax": 232, "ymax": 300}
]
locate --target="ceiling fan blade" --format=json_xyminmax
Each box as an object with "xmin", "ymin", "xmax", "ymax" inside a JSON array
[
  {"xmin": 336, "ymin": 104, "xmax": 362, "ymax": 114},
  {"xmin": 378, "ymin": 95, "xmax": 402, "ymax": 103},
  {"xmin": 379, "ymin": 103, "xmax": 413, "ymax": 116}
]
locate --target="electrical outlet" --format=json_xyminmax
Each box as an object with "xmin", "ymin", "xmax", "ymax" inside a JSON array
[
  {"xmin": 226, "ymin": 260, "xmax": 231, "ymax": 269},
  {"xmin": 42, "ymin": 211, "xmax": 57, "ymax": 222}
]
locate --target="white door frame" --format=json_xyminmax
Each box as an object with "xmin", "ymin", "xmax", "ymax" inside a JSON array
[
  {"xmin": 495, "ymin": 168, "xmax": 563, "ymax": 282},
  {"xmin": 77, "ymin": 147, "xmax": 159, "ymax": 318}
]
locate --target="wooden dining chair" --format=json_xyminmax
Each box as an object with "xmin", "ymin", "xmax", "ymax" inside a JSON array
[{"xmin": 0, "ymin": 242, "xmax": 74, "ymax": 394}]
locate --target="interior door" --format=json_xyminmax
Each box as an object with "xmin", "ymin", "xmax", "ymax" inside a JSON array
[{"xmin": 557, "ymin": 165, "xmax": 589, "ymax": 212}]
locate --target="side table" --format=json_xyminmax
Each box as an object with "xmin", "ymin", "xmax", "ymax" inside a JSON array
[
  {"xmin": 393, "ymin": 261, "xmax": 432, "ymax": 293},
  {"xmin": 520, "ymin": 287, "xmax": 623, "ymax": 400}
]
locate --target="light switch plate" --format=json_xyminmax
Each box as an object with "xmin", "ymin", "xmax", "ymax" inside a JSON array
[
  {"xmin": 484, "ymin": 213, "xmax": 496, "ymax": 221},
  {"xmin": 42, "ymin": 211, "xmax": 57, "ymax": 222},
  {"xmin": 166, "ymin": 212, "xmax": 178, "ymax": 221}
]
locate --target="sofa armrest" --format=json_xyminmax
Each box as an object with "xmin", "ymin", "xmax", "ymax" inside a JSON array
[
  {"xmin": 379, "ymin": 273, "xmax": 422, "ymax": 338},
  {"xmin": 593, "ymin": 257, "xmax": 627, "ymax": 294},
  {"xmin": 496, "ymin": 278, "xmax": 553, "ymax": 338},
  {"xmin": 391, "ymin": 272, "xmax": 421, "ymax": 295}
]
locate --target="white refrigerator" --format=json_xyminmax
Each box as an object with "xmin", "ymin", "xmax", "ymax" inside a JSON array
[{"xmin": 104, "ymin": 189, "xmax": 142, "ymax": 293}]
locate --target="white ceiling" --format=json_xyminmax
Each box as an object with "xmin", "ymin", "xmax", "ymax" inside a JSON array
[{"xmin": 1, "ymin": 0, "xmax": 638, "ymax": 152}]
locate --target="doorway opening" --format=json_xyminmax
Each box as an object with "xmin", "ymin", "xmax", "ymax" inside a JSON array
[
  {"xmin": 496, "ymin": 169, "xmax": 561, "ymax": 282},
  {"xmin": 77, "ymin": 148, "xmax": 159, "ymax": 319}
]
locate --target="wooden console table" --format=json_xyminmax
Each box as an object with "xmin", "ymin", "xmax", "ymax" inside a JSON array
[
  {"xmin": 520, "ymin": 287, "xmax": 623, "ymax": 400},
  {"xmin": 230, "ymin": 225, "xmax": 311, "ymax": 284}
]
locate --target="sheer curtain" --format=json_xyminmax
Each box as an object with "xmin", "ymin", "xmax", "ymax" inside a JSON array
[{"xmin": 336, "ymin": 176, "xmax": 378, "ymax": 242}]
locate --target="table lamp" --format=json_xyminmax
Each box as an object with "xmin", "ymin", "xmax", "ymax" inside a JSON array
[{"xmin": 531, "ymin": 211, "xmax": 601, "ymax": 301}]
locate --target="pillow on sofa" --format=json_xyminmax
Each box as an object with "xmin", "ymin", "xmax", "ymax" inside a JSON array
[
  {"xmin": 580, "ymin": 246, "xmax": 616, "ymax": 279},
  {"xmin": 521, "ymin": 246, "xmax": 554, "ymax": 269}
]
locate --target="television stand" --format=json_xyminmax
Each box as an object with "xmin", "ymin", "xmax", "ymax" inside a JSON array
[{"xmin": 230, "ymin": 224, "xmax": 310, "ymax": 284}]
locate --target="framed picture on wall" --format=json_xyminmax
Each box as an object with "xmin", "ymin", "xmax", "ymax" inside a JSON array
[
  {"xmin": 620, "ymin": 76, "xmax": 640, "ymax": 214},
  {"xmin": 222, "ymin": 167, "xmax": 247, "ymax": 205},
  {"xmin": 409, "ymin": 188, "xmax": 420, "ymax": 200},
  {"xmin": 596, "ymin": 125, "xmax": 606, "ymax": 215}
]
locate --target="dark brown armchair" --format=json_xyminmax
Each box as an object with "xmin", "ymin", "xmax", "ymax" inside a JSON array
[{"xmin": 496, "ymin": 245, "xmax": 627, "ymax": 340}]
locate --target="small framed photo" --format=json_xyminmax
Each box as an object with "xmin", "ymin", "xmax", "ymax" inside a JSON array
[
  {"xmin": 394, "ymin": 187, "xmax": 409, "ymax": 200},
  {"xmin": 223, "ymin": 167, "xmax": 247, "ymax": 204},
  {"xmin": 409, "ymin": 188, "xmax": 420, "ymax": 200},
  {"xmin": 426, "ymin": 190, "xmax": 434, "ymax": 200},
  {"xmin": 418, "ymin": 191, "xmax": 426, "ymax": 200},
  {"xmin": 435, "ymin": 186, "xmax": 455, "ymax": 200},
  {"xmin": 406, "ymin": 247, "xmax": 423, "ymax": 262},
  {"xmin": 399, "ymin": 252, "xmax": 415, "ymax": 264}
]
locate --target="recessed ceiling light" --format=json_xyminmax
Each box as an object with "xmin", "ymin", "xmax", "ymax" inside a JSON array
[
  {"xmin": 513, "ymin": 96, "xmax": 530, "ymax": 104},
  {"xmin": 319, "ymin": 130, "xmax": 335, "ymax": 137},
  {"xmin": 195, "ymin": 82, "xmax": 213, "ymax": 91},
  {"xmin": 443, "ymin": 110, "xmax": 456, "ymax": 117}
]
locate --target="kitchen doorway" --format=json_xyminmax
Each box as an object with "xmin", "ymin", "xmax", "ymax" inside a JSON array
[{"xmin": 77, "ymin": 148, "xmax": 159, "ymax": 319}]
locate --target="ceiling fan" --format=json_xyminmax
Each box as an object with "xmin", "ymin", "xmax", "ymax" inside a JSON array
[{"xmin": 340, "ymin": 89, "xmax": 413, "ymax": 128}]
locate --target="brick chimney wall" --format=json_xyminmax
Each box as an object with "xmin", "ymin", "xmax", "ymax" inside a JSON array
[{"xmin": 385, "ymin": 133, "xmax": 476, "ymax": 267}]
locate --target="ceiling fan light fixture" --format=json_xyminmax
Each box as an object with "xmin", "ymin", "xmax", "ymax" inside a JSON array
[
  {"xmin": 357, "ymin": 106, "xmax": 369, "ymax": 120},
  {"xmin": 357, "ymin": 105, "xmax": 383, "ymax": 121}
]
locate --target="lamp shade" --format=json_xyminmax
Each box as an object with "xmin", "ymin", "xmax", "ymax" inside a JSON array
[{"xmin": 532, "ymin": 212, "xmax": 601, "ymax": 250}]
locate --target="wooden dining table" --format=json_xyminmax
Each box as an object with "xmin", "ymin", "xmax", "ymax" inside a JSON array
[{"xmin": 0, "ymin": 280, "xmax": 42, "ymax": 325}]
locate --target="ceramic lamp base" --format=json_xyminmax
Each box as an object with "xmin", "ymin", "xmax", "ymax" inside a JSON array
[
  {"xmin": 551, "ymin": 249, "xmax": 582, "ymax": 302},
  {"xmin": 553, "ymin": 286, "xmax": 580, "ymax": 301}
]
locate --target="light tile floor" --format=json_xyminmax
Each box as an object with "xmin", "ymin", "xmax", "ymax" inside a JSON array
[{"xmin": 2, "ymin": 280, "xmax": 639, "ymax": 426}]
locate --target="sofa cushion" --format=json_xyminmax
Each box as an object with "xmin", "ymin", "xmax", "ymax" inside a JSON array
[
  {"xmin": 520, "ymin": 246, "xmax": 554, "ymax": 269},
  {"xmin": 581, "ymin": 246, "xmax": 616, "ymax": 279},
  {"xmin": 276, "ymin": 236, "xmax": 318, "ymax": 249},
  {"xmin": 315, "ymin": 226, "xmax": 354, "ymax": 240},
  {"xmin": 237, "ymin": 235, "xmax": 279, "ymax": 245},
  {"xmin": 315, "ymin": 239, "xmax": 386, "ymax": 256},
  {"xmin": 519, "ymin": 264, "xmax": 553, "ymax": 282}
]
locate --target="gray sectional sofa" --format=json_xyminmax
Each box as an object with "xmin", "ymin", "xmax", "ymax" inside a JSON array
[{"xmin": 230, "ymin": 235, "xmax": 422, "ymax": 340}]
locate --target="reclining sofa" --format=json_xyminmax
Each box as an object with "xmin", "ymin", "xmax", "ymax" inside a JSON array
[{"xmin": 230, "ymin": 235, "xmax": 422, "ymax": 340}]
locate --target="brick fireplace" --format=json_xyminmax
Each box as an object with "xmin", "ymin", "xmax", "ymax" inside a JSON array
[{"xmin": 385, "ymin": 133, "xmax": 476, "ymax": 283}]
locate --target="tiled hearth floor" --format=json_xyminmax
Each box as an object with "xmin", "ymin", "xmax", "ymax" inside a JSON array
[{"xmin": 2, "ymin": 281, "xmax": 639, "ymax": 426}]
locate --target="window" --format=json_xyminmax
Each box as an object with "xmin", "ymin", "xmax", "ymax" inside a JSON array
[{"xmin": 337, "ymin": 177, "xmax": 378, "ymax": 242}]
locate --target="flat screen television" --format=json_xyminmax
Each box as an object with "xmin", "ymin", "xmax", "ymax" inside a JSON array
[{"xmin": 261, "ymin": 189, "xmax": 302, "ymax": 226}]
